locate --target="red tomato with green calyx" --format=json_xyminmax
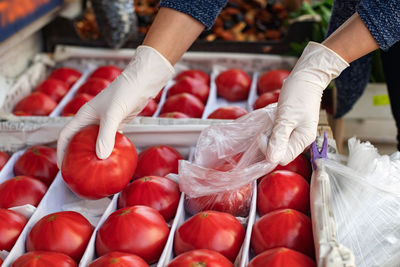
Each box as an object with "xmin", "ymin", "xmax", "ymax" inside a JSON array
[
  {"xmin": 207, "ymin": 106, "xmax": 248, "ymax": 120},
  {"xmin": 26, "ymin": 211, "xmax": 93, "ymax": 261},
  {"xmin": 14, "ymin": 145, "xmax": 58, "ymax": 186},
  {"xmin": 49, "ymin": 68, "xmax": 82, "ymax": 88},
  {"xmin": 12, "ymin": 251, "xmax": 77, "ymax": 267},
  {"xmin": 95, "ymin": 205, "xmax": 169, "ymax": 264},
  {"xmin": 251, "ymin": 209, "xmax": 314, "ymax": 258},
  {"xmin": 138, "ymin": 98, "xmax": 158, "ymax": 117},
  {"xmin": 253, "ymin": 90, "xmax": 280, "ymax": 110},
  {"xmin": 118, "ymin": 176, "xmax": 180, "ymax": 221},
  {"xmin": 167, "ymin": 249, "xmax": 233, "ymax": 267},
  {"xmin": 257, "ymin": 70, "xmax": 290, "ymax": 94},
  {"xmin": 167, "ymin": 77, "xmax": 210, "ymax": 104},
  {"xmin": 0, "ymin": 151, "xmax": 10, "ymax": 171},
  {"xmin": 161, "ymin": 93, "xmax": 204, "ymax": 118},
  {"xmin": 159, "ymin": 112, "xmax": 190, "ymax": 119},
  {"xmin": 76, "ymin": 78, "xmax": 110, "ymax": 96},
  {"xmin": 175, "ymin": 69, "xmax": 210, "ymax": 85},
  {"xmin": 89, "ymin": 65, "xmax": 122, "ymax": 81},
  {"xmin": 248, "ymin": 247, "xmax": 316, "ymax": 267},
  {"xmin": 273, "ymin": 154, "xmax": 312, "ymax": 182},
  {"xmin": 89, "ymin": 252, "xmax": 149, "ymax": 267},
  {"xmin": 0, "ymin": 176, "xmax": 48, "ymax": 208},
  {"xmin": 61, "ymin": 125, "xmax": 137, "ymax": 199},
  {"xmin": 13, "ymin": 92, "xmax": 57, "ymax": 116},
  {"xmin": 134, "ymin": 145, "xmax": 183, "ymax": 179},
  {"xmin": 257, "ymin": 170, "xmax": 310, "ymax": 215},
  {"xmin": 61, "ymin": 93, "xmax": 93, "ymax": 116},
  {"xmin": 174, "ymin": 210, "xmax": 245, "ymax": 262},
  {"xmin": 0, "ymin": 209, "xmax": 27, "ymax": 251},
  {"xmin": 216, "ymin": 69, "xmax": 251, "ymax": 102},
  {"xmin": 35, "ymin": 79, "xmax": 69, "ymax": 102}
]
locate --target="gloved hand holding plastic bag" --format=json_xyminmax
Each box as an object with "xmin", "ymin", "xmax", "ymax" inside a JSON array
[
  {"xmin": 314, "ymin": 138, "xmax": 400, "ymax": 267},
  {"xmin": 175, "ymin": 104, "xmax": 278, "ymax": 217}
]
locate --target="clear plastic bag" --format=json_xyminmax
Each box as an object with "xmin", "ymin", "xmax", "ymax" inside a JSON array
[
  {"xmin": 176, "ymin": 105, "xmax": 278, "ymax": 217},
  {"xmin": 317, "ymin": 138, "xmax": 400, "ymax": 267}
]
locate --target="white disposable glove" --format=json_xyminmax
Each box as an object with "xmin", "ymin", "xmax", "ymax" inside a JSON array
[
  {"xmin": 57, "ymin": 45, "xmax": 175, "ymax": 167},
  {"xmin": 266, "ymin": 42, "xmax": 349, "ymax": 165}
]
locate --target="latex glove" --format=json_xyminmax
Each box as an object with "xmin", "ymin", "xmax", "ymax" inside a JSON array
[
  {"xmin": 57, "ymin": 45, "xmax": 175, "ymax": 168},
  {"xmin": 266, "ymin": 42, "xmax": 349, "ymax": 165}
]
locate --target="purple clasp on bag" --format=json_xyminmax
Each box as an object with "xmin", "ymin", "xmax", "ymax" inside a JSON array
[{"xmin": 311, "ymin": 131, "xmax": 328, "ymax": 170}]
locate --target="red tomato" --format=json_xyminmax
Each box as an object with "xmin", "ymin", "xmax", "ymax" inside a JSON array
[
  {"xmin": 161, "ymin": 93, "xmax": 205, "ymax": 118},
  {"xmin": 274, "ymin": 154, "xmax": 312, "ymax": 182},
  {"xmin": 134, "ymin": 145, "xmax": 183, "ymax": 179},
  {"xmin": 26, "ymin": 211, "xmax": 93, "ymax": 261},
  {"xmin": 253, "ymin": 90, "xmax": 280, "ymax": 110},
  {"xmin": 118, "ymin": 176, "xmax": 180, "ymax": 222},
  {"xmin": 12, "ymin": 251, "xmax": 77, "ymax": 267},
  {"xmin": 89, "ymin": 65, "xmax": 122, "ymax": 81},
  {"xmin": 138, "ymin": 99, "xmax": 158, "ymax": 117},
  {"xmin": 76, "ymin": 78, "xmax": 110, "ymax": 96},
  {"xmin": 61, "ymin": 125, "xmax": 137, "ymax": 199},
  {"xmin": 49, "ymin": 68, "xmax": 82, "ymax": 88},
  {"xmin": 34, "ymin": 79, "xmax": 69, "ymax": 102},
  {"xmin": 13, "ymin": 111, "xmax": 31, "ymax": 116},
  {"xmin": 207, "ymin": 106, "xmax": 248, "ymax": 120},
  {"xmin": 154, "ymin": 88, "xmax": 164, "ymax": 103},
  {"xmin": 13, "ymin": 92, "xmax": 57, "ymax": 116},
  {"xmin": 95, "ymin": 206, "xmax": 169, "ymax": 264},
  {"xmin": 61, "ymin": 93, "xmax": 93, "ymax": 117},
  {"xmin": 0, "ymin": 176, "xmax": 48, "ymax": 208},
  {"xmin": 14, "ymin": 145, "xmax": 58, "ymax": 186},
  {"xmin": 257, "ymin": 171, "xmax": 310, "ymax": 216},
  {"xmin": 251, "ymin": 209, "xmax": 314, "ymax": 258},
  {"xmin": 0, "ymin": 151, "xmax": 10, "ymax": 171},
  {"xmin": 174, "ymin": 211, "xmax": 245, "ymax": 262},
  {"xmin": 175, "ymin": 70, "xmax": 210, "ymax": 85},
  {"xmin": 89, "ymin": 252, "xmax": 149, "ymax": 267},
  {"xmin": 216, "ymin": 69, "xmax": 251, "ymax": 102},
  {"xmin": 248, "ymin": 247, "xmax": 316, "ymax": 267},
  {"xmin": 167, "ymin": 249, "xmax": 233, "ymax": 267},
  {"xmin": 0, "ymin": 258, "xmax": 2, "ymax": 264},
  {"xmin": 167, "ymin": 77, "xmax": 210, "ymax": 104},
  {"xmin": 257, "ymin": 70, "xmax": 290, "ymax": 95},
  {"xmin": 0, "ymin": 209, "xmax": 27, "ymax": 251},
  {"xmin": 159, "ymin": 112, "xmax": 190, "ymax": 119}
]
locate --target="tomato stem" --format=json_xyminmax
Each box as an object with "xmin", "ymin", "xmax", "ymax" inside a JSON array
[
  {"xmin": 200, "ymin": 212, "xmax": 209, "ymax": 218},
  {"xmin": 110, "ymin": 258, "xmax": 120, "ymax": 263},
  {"xmin": 118, "ymin": 209, "xmax": 131, "ymax": 216},
  {"xmin": 192, "ymin": 262, "xmax": 207, "ymax": 267},
  {"xmin": 31, "ymin": 147, "xmax": 40, "ymax": 155},
  {"xmin": 47, "ymin": 215, "xmax": 57, "ymax": 222}
]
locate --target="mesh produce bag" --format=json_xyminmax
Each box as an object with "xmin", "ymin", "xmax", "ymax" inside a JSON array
[
  {"xmin": 175, "ymin": 105, "xmax": 278, "ymax": 217},
  {"xmin": 315, "ymin": 138, "xmax": 400, "ymax": 267}
]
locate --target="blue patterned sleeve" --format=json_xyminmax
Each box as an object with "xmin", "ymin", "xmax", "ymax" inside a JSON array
[
  {"xmin": 357, "ymin": 0, "xmax": 400, "ymax": 51},
  {"xmin": 159, "ymin": 0, "xmax": 228, "ymax": 29}
]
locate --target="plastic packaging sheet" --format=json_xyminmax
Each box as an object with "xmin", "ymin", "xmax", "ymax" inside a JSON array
[
  {"xmin": 176, "ymin": 104, "xmax": 278, "ymax": 216},
  {"xmin": 315, "ymin": 137, "xmax": 400, "ymax": 267}
]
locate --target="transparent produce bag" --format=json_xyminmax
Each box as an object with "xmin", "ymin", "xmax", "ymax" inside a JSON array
[
  {"xmin": 315, "ymin": 138, "xmax": 400, "ymax": 267},
  {"xmin": 175, "ymin": 105, "xmax": 278, "ymax": 217}
]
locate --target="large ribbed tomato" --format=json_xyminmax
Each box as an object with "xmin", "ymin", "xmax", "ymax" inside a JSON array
[
  {"xmin": 61, "ymin": 125, "xmax": 137, "ymax": 199},
  {"xmin": 0, "ymin": 209, "xmax": 27, "ymax": 251},
  {"xmin": 49, "ymin": 68, "xmax": 82, "ymax": 88},
  {"xmin": 253, "ymin": 90, "xmax": 280, "ymax": 110},
  {"xmin": 14, "ymin": 145, "xmax": 58, "ymax": 186},
  {"xmin": 12, "ymin": 251, "xmax": 77, "ymax": 267},
  {"xmin": 216, "ymin": 69, "xmax": 251, "ymax": 102},
  {"xmin": 138, "ymin": 99, "xmax": 158, "ymax": 117},
  {"xmin": 134, "ymin": 145, "xmax": 183, "ymax": 179},
  {"xmin": 161, "ymin": 93, "xmax": 205, "ymax": 118},
  {"xmin": 26, "ymin": 211, "xmax": 93, "ymax": 261},
  {"xmin": 0, "ymin": 151, "xmax": 10, "ymax": 171},
  {"xmin": 95, "ymin": 206, "xmax": 169, "ymax": 264},
  {"xmin": 167, "ymin": 77, "xmax": 210, "ymax": 104},
  {"xmin": 251, "ymin": 209, "xmax": 314, "ymax": 258},
  {"xmin": 118, "ymin": 176, "xmax": 180, "ymax": 222},
  {"xmin": 174, "ymin": 211, "xmax": 245, "ymax": 262},
  {"xmin": 34, "ymin": 79, "xmax": 69, "ymax": 102},
  {"xmin": 159, "ymin": 112, "xmax": 190, "ymax": 119},
  {"xmin": 175, "ymin": 69, "xmax": 210, "ymax": 85},
  {"xmin": 167, "ymin": 249, "xmax": 233, "ymax": 267},
  {"xmin": 257, "ymin": 170, "xmax": 310, "ymax": 215},
  {"xmin": 89, "ymin": 252, "xmax": 149, "ymax": 267},
  {"xmin": 257, "ymin": 70, "xmax": 290, "ymax": 94},
  {"xmin": 76, "ymin": 78, "xmax": 110, "ymax": 96},
  {"xmin": 0, "ymin": 176, "xmax": 48, "ymax": 208},
  {"xmin": 89, "ymin": 65, "xmax": 122, "ymax": 81},
  {"xmin": 13, "ymin": 92, "xmax": 57, "ymax": 116},
  {"xmin": 273, "ymin": 154, "xmax": 312, "ymax": 182},
  {"xmin": 61, "ymin": 93, "xmax": 93, "ymax": 116},
  {"xmin": 248, "ymin": 248, "xmax": 316, "ymax": 267},
  {"xmin": 207, "ymin": 106, "xmax": 248, "ymax": 120}
]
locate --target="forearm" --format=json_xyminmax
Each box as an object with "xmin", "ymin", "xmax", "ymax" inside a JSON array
[
  {"xmin": 323, "ymin": 12, "xmax": 378, "ymax": 63},
  {"xmin": 142, "ymin": 7, "xmax": 205, "ymax": 65}
]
